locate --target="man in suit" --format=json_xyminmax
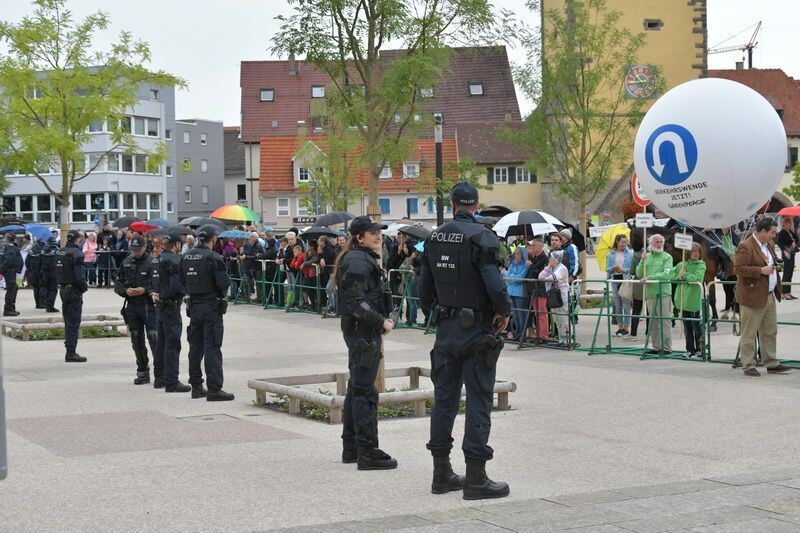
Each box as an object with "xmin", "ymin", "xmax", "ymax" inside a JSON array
[{"xmin": 734, "ymin": 218, "xmax": 792, "ymax": 376}]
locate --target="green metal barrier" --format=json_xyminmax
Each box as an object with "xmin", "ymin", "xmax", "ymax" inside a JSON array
[{"xmin": 387, "ymin": 268, "xmax": 430, "ymax": 331}]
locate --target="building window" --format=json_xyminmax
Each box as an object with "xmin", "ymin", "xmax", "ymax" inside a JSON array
[
  {"xmin": 406, "ymin": 197, "xmax": 418, "ymax": 215},
  {"xmin": 312, "ymin": 85, "xmax": 325, "ymax": 98},
  {"xmin": 394, "ymin": 114, "xmax": 402, "ymax": 124},
  {"xmin": 379, "ymin": 165, "xmax": 392, "ymax": 179},
  {"xmin": 277, "ymin": 197, "xmax": 290, "ymax": 217},
  {"xmin": 298, "ymin": 167, "xmax": 310, "ymax": 182},
  {"xmin": 297, "ymin": 198, "xmax": 309, "ymax": 217},
  {"xmin": 87, "ymin": 153, "xmax": 104, "ymax": 172},
  {"xmin": 167, "ymin": 202, "xmax": 174, "ymax": 213},
  {"xmin": 119, "ymin": 116, "xmax": 132, "ymax": 134},
  {"xmin": 644, "ymin": 19, "xmax": 663, "ymax": 31},
  {"xmin": 200, "ymin": 132, "xmax": 207, "ymax": 145},
  {"xmin": 107, "ymin": 153, "xmax": 120, "ymax": 172},
  {"xmin": 134, "ymin": 117, "xmax": 146, "ymax": 136},
  {"xmin": 165, "ymin": 165, "xmax": 173, "ymax": 177},
  {"xmin": 260, "ymin": 88, "xmax": 275, "ymax": 102},
  {"xmin": 378, "ymin": 198, "xmax": 391, "ymax": 215},
  {"xmin": 420, "ymin": 87, "xmax": 434, "ymax": 98},
  {"xmin": 165, "ymin": 128, "xmax": 172, "ymax": 141},
  {"xmin": 237, "ymin": 184, "xmax": 247, "ymax": 201},
  {"xmin": 788, "ymin": 147, "xmax": 799, "ymax": 170},
  {"xmin": 494, "ymin": 167, "xmax": 508, "ymax": 184},
  {"xmin": 184, "ymin": 185, "xmax": 192, "ymax": 203},
  {"xmin": 516, "ymin": 167, "xmax": 532, "ymax": 184},
  {"xmin": 403, "ymin": 162, "xmax": 420, "ymax": 179},
  {"xmin": 134, "ymin": 154, "xmax": 147, "ymax": 174},
  {"xmin": 201, "ymin": 159, "xmax": 208, "ymax": 173},
  {"xmin": 121, "ymin": 154, "xmax": 134, "ymax": 173},
  {"xmin": 88, "ymin": 120, "xmax": 104, "ymax": 133},
  {"xmin": 469, "ymin": 82, "xmax": 484, "ymax": 96},
  {"xmin": 183, "ymin": 131, "xmax": 190, "ymax": 144},
  {"xmin": 146, "ymin": 119, "xmax": 159, "ymax": 137},
  {"xmin": 202, "ymin": 186, "xmax": 209, "ymax": 204},
  {"xmin": 311, "ymin": 116, "xmax": 324, "ymax": 131}
]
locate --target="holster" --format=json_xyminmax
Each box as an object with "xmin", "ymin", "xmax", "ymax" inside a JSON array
[
  {"xmin": 120, "ymin": 301, "xmax": 129, "ymax": 324},
  {"xmin": 354, "ymin": 338, "xmax": 380, "ymax": 369},
  {"xmin": 341, "ymin": 315, "xmax": 356, "ymax": 335},
  {"xmin": 382, "ymin": 289, "xmax": 393, "ymax": 314},
  {"xmin": 475, "ymin": 334, "xmax": 504, "ymax": 368},
  {"xmin": 213, "ymin": 298, "xmax": 228, "ymax": 315}
]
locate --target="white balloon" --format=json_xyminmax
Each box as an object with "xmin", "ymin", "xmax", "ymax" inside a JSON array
[{"xmin": 633, "ymin": 78, "xmax": 787, "ymax": 228}]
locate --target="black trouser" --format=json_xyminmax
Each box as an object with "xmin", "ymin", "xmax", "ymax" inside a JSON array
[
  {"xmin": 630, "ymin": 298, "xmax": 649, "ymax": 337},
  {"xmin": 59, "ymin": 286, "xmax": 83, "ymax": 355},
  {"xmin": 156, "ymin": 303, "xmax": 183, "ymax": 385},
  {"xmin": 186, "ymin": 300, "xmax": 225, "ymax": 391},
  {"xmin": 29, "ymin": 273, "xmax": 41, "ymax": 308},
  {"xmin": 682, "ymin": 310, "xmax": 703, "ymax": 353},
  {"xmin": 723, "ymin": 279, "xmax": 737, "ymax": 312},
  {"xmin": 3, "ymin": 270, "xmax": 18, "ymax": 313},
  {"xmin": 783, "ymin": 254, "xmax": 795, "ymax": 294},
  {"xmin": 341, "ymin": 324, "xmax": 382, "ymax": 452},
  {"xmin": 97, "ymin": 265, "xmax": 111, "ymax": 287},
  {"xmin": 427, "ymin": 318, "xmax": 496, "ymax": 466},
  {"xmin": 125, "ymin": 301, "xmax": 159, "ymax": 377}
]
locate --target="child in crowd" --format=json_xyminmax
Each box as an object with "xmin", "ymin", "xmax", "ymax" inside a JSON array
[{"xmin": 671, "ymin": 242, "xmax": 707, "ymax": 358}]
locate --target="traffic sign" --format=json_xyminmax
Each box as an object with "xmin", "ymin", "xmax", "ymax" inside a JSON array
[{"xmin": 631, "ymin": 172, "xmax": 651, "ymax": 207}]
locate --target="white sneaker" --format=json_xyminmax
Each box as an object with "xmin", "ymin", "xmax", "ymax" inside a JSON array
[{"xmin": 720, "ymin": 310, "xmax": 729, "ymax": 320}]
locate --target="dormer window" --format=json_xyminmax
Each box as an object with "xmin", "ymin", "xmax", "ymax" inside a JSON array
[
  {"xmin": 312, "ymin": 85, "xmax": 325, "ymax": 98},
  {"xmin": 469, "ymin": 82, "xmax": 484, "ymax": 96},
  {"xmin": 298, "ymin": 168, "xmax": 310, "ymax": 182},
  {"xmin": 260, "ymin": 88, "xmax": 275, "ymax": 102},
  {"xmin": 420, "ymin": 87, "xmax": 434, "ymax": 98}
]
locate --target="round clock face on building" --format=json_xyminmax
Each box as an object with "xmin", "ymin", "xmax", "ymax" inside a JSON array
[{"xmin": 625, "ymin": 65, "xmax": 658, "ymax": 99}]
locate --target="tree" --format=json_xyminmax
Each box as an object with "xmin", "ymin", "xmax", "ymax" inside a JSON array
[
  {"xmin": 272, "ymin": 0, "xmax": 516, "ymax": 222},
  {"xmin": 515, "ymin": 0, "xmax": 662, "ymax": 274},
  {"xmin": 782, "ymin": 162, "xmax": 800, "ymax": 202},
  {"xmin": 417, "ymin": 156, "xmax": 490, "ymax": 211},
  {"xmin": 0, "ymin": 0, "xmax": 184, "ymax": 236}
]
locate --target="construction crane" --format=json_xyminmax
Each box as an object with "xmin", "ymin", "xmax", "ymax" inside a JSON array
[{"xmin": 708, "ymin": 21, "xmax": 762, "ymax": 69}]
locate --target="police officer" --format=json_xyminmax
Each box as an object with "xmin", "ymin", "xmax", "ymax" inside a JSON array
[
  {"xmin": 56, "ymin": 230, "xmax": 88, "ymax": 362},
  {"xmin": 152, "ymin": 233, "xmax": 191, "ymax": 393},
  {"xmin": 180, "ymin": 225, "xmax": 234, "ymax": 401},
  {"xmin": 335, "ymin": 216, "xmax": 397, "ymax": 470},
  {"xmin": 419, "ymin": 182, "xmax": 511, "ymax": 500},
  {"xmin": 25, "ymin": 239, "xmax": 44, "ymax": 309},
  {"xmin": 1, "ymin": 233, "xmax": 23, "ymax": 317},
  {"xmin": 115, "ymin": 236, "xmax": 160, "ymax": 385},
  {"xmin": 40, "ymin": 236, "xmax": 60, "ymax": 313}
]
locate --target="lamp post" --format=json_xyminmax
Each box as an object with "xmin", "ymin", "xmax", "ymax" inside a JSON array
[{"xmin": 434, "ymin": 114, "xmax": 444, "ymax": 226}]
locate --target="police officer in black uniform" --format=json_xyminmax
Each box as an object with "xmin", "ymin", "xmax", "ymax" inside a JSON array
[
  {"xmin": 115, "ymin": 236, "xmax": 160, "ymax": 385},
  {"xmin": 1, "ymin": 233, "xmax": 23, "ymax": 316},
  {"xmin": 419, "ymin": 182, "xmax": 511, "ymax": 500},
  {"xmin": 180, "ymin": 225, "xmax": 234, "ymax": 401},
  {"xmin": 25, "ymin": 239, "xmax": 44, "ymax": 309},
  {"xmin": 152, "ymin": 233, "xmax": 191, "ymax": 393},
  {"xmin": 335, "ymin": 216, "xmax": 397, "ymax": 470},
  {"xmin": 56, "ymin": 230, "xmax": 88, "ymax": 362},
  {"xmin": 40, "ymin": 236, "xmax": 60, "ymax": 313}
]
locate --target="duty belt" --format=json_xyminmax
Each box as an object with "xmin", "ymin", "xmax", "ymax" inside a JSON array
[{"xmin": 436, "ymin": 306, "xmax": 487, "ymax": 323}]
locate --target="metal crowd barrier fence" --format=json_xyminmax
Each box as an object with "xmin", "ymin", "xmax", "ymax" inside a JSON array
[
  {"xmin": 504, "ymin": 276, "xmax": 572, "ymax": 350},
  {"xmin": 387, "ymin": 269, "xmax": 435, "ymax": 331},
  {"xmin": 83, "ymin": 250, "xmax": 117, "ymax": 288}
]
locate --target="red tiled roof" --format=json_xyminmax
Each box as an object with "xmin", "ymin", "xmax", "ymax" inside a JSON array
[
  {"xmin": 241, "ymin": 46, "xmax": 521, "ymax": 143},
  {"xmin": 223, "ymin": 126, "xmax": 240, "ymax": 132},
  {"xmin": 456, "ymin": 121, "xmax": 530, "ymax": 164},
  {"xmin": 707, "ymin": 69, "xmax": 800, "ymax": 136},
  {"xmin": 259, "ymin": 136, "xmax": 458, "ymax": 196}
]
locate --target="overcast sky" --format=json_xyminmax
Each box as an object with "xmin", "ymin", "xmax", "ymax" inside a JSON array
[{"xmin": 3, "ymin": 0, "xmax": 799, "ymax": 125}]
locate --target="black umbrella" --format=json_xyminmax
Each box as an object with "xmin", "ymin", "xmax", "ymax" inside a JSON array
[
  {"xmin": 113, "ymin": 215, "xmax": 140, "ymax": 228},
  {"xmin": 146, "ymin": 225, "xmax": 194, "ymax": 237},
  {"xmin": 179, "ymin": 216, "xmax": 202, "ymax": 226},
  {"xmin": 186, "ymin": 217, "xmax": 226, "ymax": 229},
  {"xmin": 313, "ymin": 211, "xmax": 354, "ymax": 227},
  {"xmin": 398, "ymin": 224, "xmax": 431, "ymax": 241},
  {"xmin": 300, "ymin": 226, "xmax": 338, "ymax": 240}
]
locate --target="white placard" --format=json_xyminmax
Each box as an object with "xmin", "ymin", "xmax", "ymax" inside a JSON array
[
  {"xmin": 674, "ymin": 233, "xmax": 694, "ymax": 251},
  {"xmin": 635, "ymin": 213, "xmax": 654, "ymax": 228}
]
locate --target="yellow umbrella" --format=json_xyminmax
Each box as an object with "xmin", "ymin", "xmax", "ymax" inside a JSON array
[{"xmin": 595, "ymin": 224, "xmax": 631, "ymax": 270}]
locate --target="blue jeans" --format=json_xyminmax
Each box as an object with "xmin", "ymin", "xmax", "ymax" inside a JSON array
[{"xmin": 511, "ymin": 295, "xmax": 528, "ymax": 341}]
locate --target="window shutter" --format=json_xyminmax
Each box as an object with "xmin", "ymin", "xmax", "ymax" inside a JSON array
[
  {"xmin": 508, "ymin": 167, "xmax": 517, "ymax": 185},
  {"xmin": 487, "ymin": 167, "xmax": 494, "ymax": 185}
]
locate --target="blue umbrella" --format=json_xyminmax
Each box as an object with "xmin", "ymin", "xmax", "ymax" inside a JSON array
[
  {"xmin": 24, "ymin": 224, "xmax": 51, "ymax": 241},
  {"xmin": 0, "ymin": 225, "xmax": 25, "ymax": 233},
  {"xmin": 218, "ymin": 229, "xmax": 250, "ymax": 239},
  {"xmin": 146, "ymin": 218, "xmax": 171, "ymax": 228}
]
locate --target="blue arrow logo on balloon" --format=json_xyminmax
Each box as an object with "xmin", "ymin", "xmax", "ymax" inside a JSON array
[{"xmin": 644, "ymin": 124, "xmax": 698, "ymax": 186}]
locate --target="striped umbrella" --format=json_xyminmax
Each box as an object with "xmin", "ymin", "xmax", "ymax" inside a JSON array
[
  {"xmin": 492, "ymin": 210, "xmax": 564, "ymax": 239},
  {"xmin": 210, "ymin": 205, "xmax": 260, "ymax": 222}
]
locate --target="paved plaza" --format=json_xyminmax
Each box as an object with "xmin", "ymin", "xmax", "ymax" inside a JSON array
[{"xmin": 4, "ymin": 279, "xmax": 800, "ymax": 532}]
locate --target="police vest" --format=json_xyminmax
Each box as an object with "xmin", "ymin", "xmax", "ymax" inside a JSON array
[
  {"xmin": 426, "ymin": 220, "xmax": 491, "ymax": 310},
  {"xmin": 336, "ymin": 247, "xmax": 385, "ymax": 317},
  {"xmin": 55, "ymin": 249, "xmax": 76, "ymax": 284},
  {"xmin": 158, "ymin": 251, "xmax": 183, "ymax": 299},
  {"xmin": 41, "ymin": 246, "xmax": 58, "ymax": 273},
  {"xmin": 27, "ymin": 246, "xmax": 42, "ymax": 270},
  {"xmin": 181, "ymin": 248, "xmax": 216, "ymax": 295}
]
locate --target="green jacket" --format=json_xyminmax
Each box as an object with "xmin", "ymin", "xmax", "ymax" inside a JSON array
[
  {"xmin": 670, "ymin": 259, "xmax": 706, "ymax": 312},
  {"xmin": 635, "ymin": 251, "xmax": 674, "ymax": 299}
]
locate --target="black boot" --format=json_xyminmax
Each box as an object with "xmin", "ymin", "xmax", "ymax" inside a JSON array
[
  {"xmin": 134, "ymin": 372, "xmax": 150, "ymax": 385},
  {"xmin": 342, "ymin": 443, "xmax": 358, "ymax": 464},
  {"xmin": 153, "ymin": 377, "xmax": 166, "ymax": 389},
  {"xmin": 64, "ymin": 352, "xmax": 87, "ymax": 363},
  {"xmin": 357, "ymin": 447, "xmax": 398, "ymax": 470},
  {"xmin": 463, "ymin": 463, "xmax": 509, "ymax": 500},
  {"xmin": 165, "ymin": 381, "xmax": 191, "ymax": 393},
  {"xmin": 191, "ymin": 384, "xmax": 207, "ymax": 399},
  {"xmin": 46, "ymin": 307, "xmax": 59, "ymax": 313},
  {"xmin": 431, "ymin": 456, "xmax": 465, "ymax": 494},
  {"xmin": 207, "ymin": 389, "xmax": 235, "ymax": 401}
]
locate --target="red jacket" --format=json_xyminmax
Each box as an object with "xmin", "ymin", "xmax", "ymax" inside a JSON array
[{"xmin": 290, "ymin": 252, "xmax": 305, "ymax": 273}]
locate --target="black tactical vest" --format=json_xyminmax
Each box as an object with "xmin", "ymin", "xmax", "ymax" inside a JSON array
[
  {"xmin": 158, "ymin": 251, "xmax": 183, "ymax": 298},
  {"xmin": 27, "ymin": 245, "xmax": 42, "ymax": 270},
  {"xmin": 181, "ymin": 247, "xmax": 215, "ymax": 295},
  {"xmin": 55, "ymin": 249, "xmax": 76, "ymax": 284},
  {"xmin": 426, "ymin": 219, "xmax": 491, "ymax": 310},
  {"xmin": 41, "ymin": 245, "xmax": 58, "ymax": 273}
]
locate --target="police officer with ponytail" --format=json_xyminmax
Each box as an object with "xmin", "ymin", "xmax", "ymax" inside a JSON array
[
  {"xmin": 419, "ymin": 182, "xmax": 511, "ymax": 500},
  {"xmin": 335, "ymin": 216, "xmax": 396, "ymax": 470},
  {"xmin": 56, "ymin": 230, "xmax": 88, "ymax": 363},
  {"xmin": 180, "ymin": 225, "xmax": 233, "ymax": 401}
]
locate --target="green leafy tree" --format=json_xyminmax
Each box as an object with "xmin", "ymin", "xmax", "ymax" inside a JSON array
[
  {"xmin": 782, "ymin": 161, "xmax": 800, "ymax": 202},
  {"xmin": 272, "ymin": 0, "xmax": 517, "ymax": 222},
  {"xmin": 0, "ymin": 0, "xmax": 185, "ymax": 235},
  {"xmin": 515, "ymin": 0, "xmax": 662, "ymax": 275},
  {"xmin": 417, "ymin": 157, "xmax": 491, "ymax": 211}
]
